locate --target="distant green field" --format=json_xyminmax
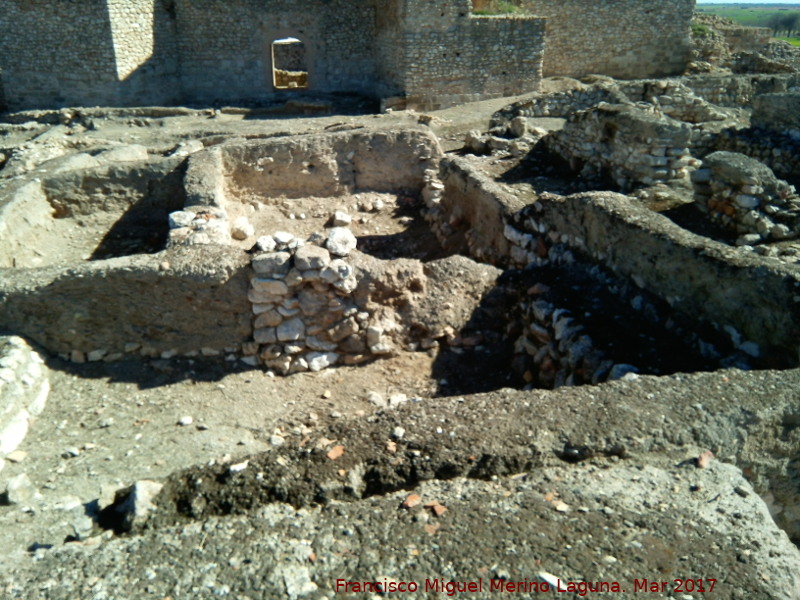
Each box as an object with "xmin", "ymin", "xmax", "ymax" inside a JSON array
[
  {"xmin": 696, "ymin": 4, "xmax": 800, "ymax": 31},
  {"xmin": 778, "ymin": 36, "xmax": 800, "ymax": 46}
]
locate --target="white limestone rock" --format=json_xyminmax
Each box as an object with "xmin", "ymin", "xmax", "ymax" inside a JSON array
[
  {"xmin": 326, "ymin": 227, "xmax": 357, "ymax": 256},
  {"xmin": 320, "ymin": 259, "xmax": 353, "ymax": 283},
  {"xmin": 294, "ymin": 245, "xmax": 331, "ymax": 271},
  {"xmin": 231, "ymin": 216, "xmax": 255, "ymax": 240},
  {"xmin": 251, "ymin": 278, "xmax": 289, "ymax": 296},
  {"xmin": 96, "ymin": 144, "xmax": 148, "ymax": 163},
  {"xmin": 1, "ymin": 473, "xmax": 38, "ymax": 505},
  {"xmin": 273, "ymin": 231, "xmax": 295, "ymax": 246},
  {"xmin": 112, "ymin": 480, "xmax": 164, "ymax": 532},
  {"xmin": 255, "ymin": 235, "xmax": 277, "ymax": 252},
  {"xmin": 252, "ymin": 252, "xmax": 292, "ymax": 277},
  {"xmin": 168, "ymin": 210, "xmax": 195, "ymax": 229},
  {"xmin": 332, "ymin": 211, "xmax": 352, "ymax": 227},
  {"xmin": 306, "ymin": 352, "xmax": 339, "ymax": 372}
]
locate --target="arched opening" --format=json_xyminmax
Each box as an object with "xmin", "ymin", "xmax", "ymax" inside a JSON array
[{"xmin": 271, "ymin": 37, "xmax": 308, "ymax": 90}]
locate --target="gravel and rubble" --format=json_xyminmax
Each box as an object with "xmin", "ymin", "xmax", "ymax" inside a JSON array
[{"xmin": 0, "ymin": 364, "xmax": 799, "ymax": 599}]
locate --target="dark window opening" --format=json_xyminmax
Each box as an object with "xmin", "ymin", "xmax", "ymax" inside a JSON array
[{"xmin": 272, "ymin": 37, "xmax": 308, "ymax": 90}]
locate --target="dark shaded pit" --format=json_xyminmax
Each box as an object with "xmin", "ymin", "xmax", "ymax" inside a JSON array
[
  {"xmin": 357, "ymin": 197, "xmax": 454, "ymax": 262},
  {"xmin": 498, "ymin": 139, "xmax": 621, "ymax": 196},
  {"xmin": 89, "ymin": 203, "xmax": 171, "ymax": 260}
]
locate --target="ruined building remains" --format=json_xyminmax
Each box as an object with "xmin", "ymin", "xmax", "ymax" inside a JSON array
[{"xmin": 0, "ymin": 0, "xmax": 694, "ymax": 111}]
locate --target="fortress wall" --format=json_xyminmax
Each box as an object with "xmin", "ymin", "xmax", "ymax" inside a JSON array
[
  {"xmin": 0, "ymin": 0, "xmax": 683, "ymax": 111},
  {"xmin": 404, "ymin": 16, "xmax": 545, "ymax": 110},
  {"xmin": 720, "ymin": 26, "xmax": 772, "ymax": 54},
  {"xmin": 319, "ymin": 1, "xmax": 379, "ymax": 94},
  {"xmin": 375, "ymin": 0, "xmax": 406, "ymax": 99},
  {"xmin": 524, "ymin": 0, "xmax": 694, "ymax": 79},
  {"xmin": 173, "ymin": 0, "xmax": 379, "ymax": 104},
  {"xmin": 172, "ymin": 0, "xmax": 277, "ymax": 103},
  {"xmin": 106, "ymin": 0, "xmax": 181, "ymax": 106},
  {"xmin": 395, "ymin": 0, "xmax": 545, "ymax": 109},
  {"xmin": 0, "ymin": 0, "xmax": 180, "ymax": 110},
  {"xmin": 0, "ymin": 0, "xmax": 119, "ymax": 110}
]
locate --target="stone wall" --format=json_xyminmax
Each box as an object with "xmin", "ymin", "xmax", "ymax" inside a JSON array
[
  {"xmin": 106, "ymin": 0, "xmax": 180, "ymax": 105},
  {"xmin": 546, "ymin": 104, "xmax": 696, "ymax": 190},
  {"xmin": 396, "ymin": 4, "xmax": 545, "ymax": 109},
  {"xmin": 440, "ymin": 158, "xmax": 800, "ymax": 364},
  {"xmin": 427, "ymin": 157, "xmax": 524, "ymax": 266},
  {"xmin": 0, "ymin": 245, "xmax": 254, "ymax": 361},
  {"xmin": 0, "ymin": 0, "xmax": 179, "ymax": 110},
  {"xmin": 683, "ymin": 73, "xmax": 800, "ymax": 108},
  {"xmin": 752, "ymin": 93, "xmax": 800, "ymax": 140},
  {"xmin": 0, "ymin": 0, "xmax": 118, "ymax": 109},
  {"xmin": 720, "ymin": 25, "xmax": 772, "ymax": 54},
  {"xmin": 0, "ymin": 71, "xmax": 7, "ymax": 112},
  {"xmin": 523, "ymin": 0, "xmax": 694, "ymax": 79},
  {"xmin": 715, "ymin": 128, "xmax": 800, "ymax": 185},
  {"xmin": 0, "ymin": 0, "xmax": 543, "ymax": 111},
  {"xmin": 0, "ymin": 337, "xmax": 49, "ymax": 474},
  {"xmin": 692, "ymin": 151, "xmax": 800, "ymax": 245},
  {"xmin": 173, "ymin": 0, "xmax": 379, "ymax": 104},
  {"xmin": 0, "ymin": 0, "xmax": 704, "ymax": 111},
  {"xmin": 511, "ymin": 191, "xmax": 800, "ymax": 361}
]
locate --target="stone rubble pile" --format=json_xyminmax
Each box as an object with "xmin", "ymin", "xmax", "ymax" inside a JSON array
[
  {"xmin": 731, "ymin": 51, "xmax": 797, "ymax": 75},
  {"xmin": 490, "ymin": 85, "xmax": 627, "ymax": 124},
  {"xmin": 760, "ymin": 41, "xmax": 800, "ymax": 72},
  {"xmin": 0, "ymin": 336, "xmax": 49, "ymax": 475},
  {"xmin": 692, "ymin": 151, "xmax": 800, "ymax": 246},
  {"xmin": 715, "ymin": 127, "xmax": 800, "ymax": 185},
  {"xmin": 629, "ymin": 80, "xmax": 732, "ymax": 124},
  {"xmin": 167, "ymin": 207, "xmax": 229, "ymax": 246},
  {"xmin": 462, "ymin": 128, "xmax": 541, "ymax": 158},
  {"xmin": 243, "ymin": 217, "xmax": 394, "ymax": 374}
]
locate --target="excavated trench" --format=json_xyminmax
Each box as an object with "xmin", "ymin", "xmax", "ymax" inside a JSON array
[
  {"xmin": 0, "ymin": 157, "xmax": 185, "ymax": 269},
  {"xmin": 1, "ymin": 121, "xmax": 798, "ymax": 552},
  {"xmin": 1, "ymin": 126, "xmax": 797, "ymax": 384}
]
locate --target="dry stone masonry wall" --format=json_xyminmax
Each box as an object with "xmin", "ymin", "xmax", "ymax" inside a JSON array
[
  {"xmin": 693, "ymin": 151, "xmax": 800, "ymax": 246},
  {"xmin": 752, "ymin": 93, "xmax": 800, "ymax": 141},
  {"xmin": 683, "ymin": 73, "xmax": 800, "ymax": 108},
  {"xmin": 0, "ymin": 337, "xmax": 49, "ymax": 474},
  {"xmin": 715, "ymin": 128, "xmax": 800, "ymax": 186},
  {"xmin": 241, "ymin": 225, "xmax": 398, "ymax": 374},
  {"xmin": 546, "ymin": 104, "xmax": 697, "ymax": 191}
]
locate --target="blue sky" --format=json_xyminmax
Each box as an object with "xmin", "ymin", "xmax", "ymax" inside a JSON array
[{"xmin": 698, "ymin": 1, "xmax": 800, "ymax": 4}]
